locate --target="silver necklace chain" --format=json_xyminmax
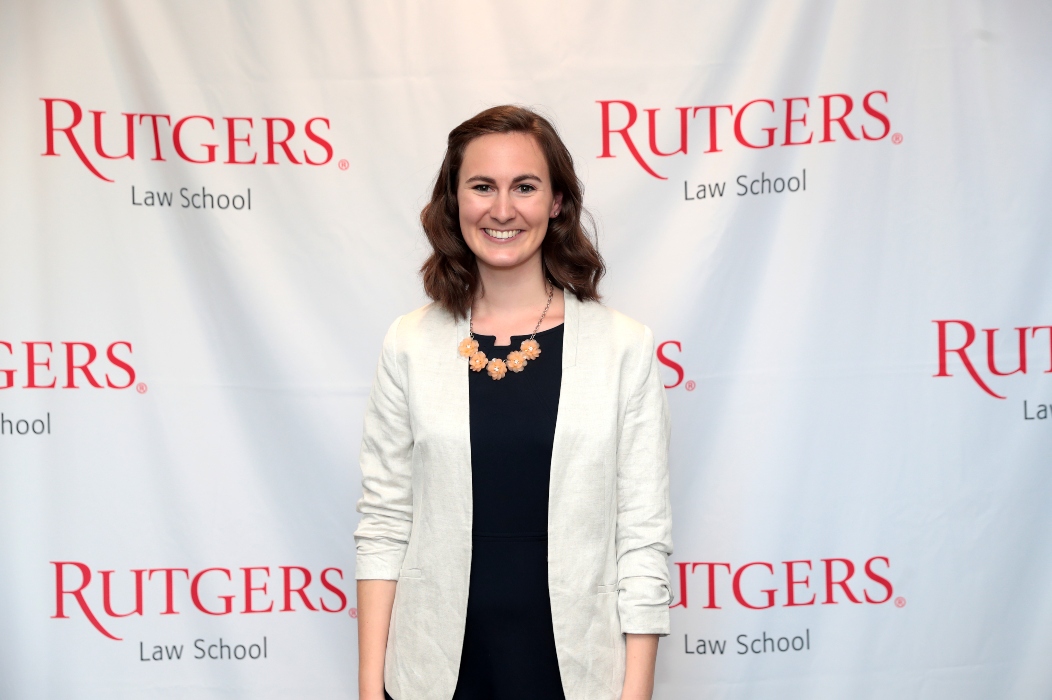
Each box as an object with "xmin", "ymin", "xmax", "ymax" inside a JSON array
[{"xmin": 469, "ymin": 282, "xmax": 554, "ymax": 342}]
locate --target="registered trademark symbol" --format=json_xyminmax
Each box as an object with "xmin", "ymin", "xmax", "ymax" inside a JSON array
[
  {"xmin": 891, "ymin": 133, "xmax": 903, "ymax": 145},
  {"xmin": 338, "ymin": 159, "xmax": 350, "ymax": 170},
  {"xmin": 894, "ymin": 596, "xmax": 906, "ymax": 608},
  {"xmin": 136, "ymin": 382, "xmax": 148, "ymax": 394},
  {"xmin": 685, "ymin": 380, "xmax": 696, "ymax": 391},
  {"xmin": 348, "ymin": 607, "xmax": 358, "ymax": 618}
]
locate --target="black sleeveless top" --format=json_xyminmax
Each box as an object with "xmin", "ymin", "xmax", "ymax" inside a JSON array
[
  {"xmin": 453, "ymin": 323, "xmax": 566, "ymax": 699},
  {"xmin": 386, "ymin": 324, "xmax": 566, "ymax": 700}
]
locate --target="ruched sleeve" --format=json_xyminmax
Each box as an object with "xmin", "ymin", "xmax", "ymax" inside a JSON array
[
  {"xmin": 615, "ymin": 325, "xmax": 674, "ymax": 635},
  {"xmin": 354, "ymin": 316, "xmax": 414, "ymax": 580}
]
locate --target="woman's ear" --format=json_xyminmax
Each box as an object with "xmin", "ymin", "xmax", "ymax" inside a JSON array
[{"xmin": 550, "ymin": 192, "xmax": 564, "ymax": 219}]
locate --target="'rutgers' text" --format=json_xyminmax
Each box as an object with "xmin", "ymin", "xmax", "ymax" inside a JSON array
[
  {"xmin": 598, "ymin": 91, "xmax": 890, "ymax": 179},
  {"xmin": 41, "ymin": 98, "xmax": 333, "ymax": 182}
]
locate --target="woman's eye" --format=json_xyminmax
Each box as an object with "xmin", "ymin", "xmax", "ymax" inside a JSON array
[
  {"xmin": 517, "ymin": 184, "xmax": 537, "ymax": 193},
  {"xmin": 473, "ymin": 184, "xmax": 492, "ymax": 192}
]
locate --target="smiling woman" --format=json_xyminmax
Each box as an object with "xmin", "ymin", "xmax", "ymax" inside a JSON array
[
  {"xmin": 354, "ymin": 106, "xmax": 672, "ymax": 700},
  {"xmin": 419, "ymin": 106, "xmax": 604, "ymax": 329}
]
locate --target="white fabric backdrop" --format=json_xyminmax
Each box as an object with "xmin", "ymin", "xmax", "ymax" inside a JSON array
[{"xmin": 2, "ymin": 1, "xmax": 1051, "ymax": 698}]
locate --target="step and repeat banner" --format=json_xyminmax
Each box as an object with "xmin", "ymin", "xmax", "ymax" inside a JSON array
[{"xmin": 2, "ymin": 1, "xmax": 1050, "ymax": 698}]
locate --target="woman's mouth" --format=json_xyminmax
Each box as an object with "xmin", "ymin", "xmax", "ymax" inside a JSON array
[{"xmin": 483, "ymin": 228, "xmax": 522, "ymax": 241}]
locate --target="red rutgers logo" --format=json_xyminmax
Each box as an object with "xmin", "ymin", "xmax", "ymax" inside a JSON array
[
  {"xmin": 598, "ymin": 90, "xmax": 891, "ymax": 179},
  {"xmin": 657, "ymin": 340, "xmax": 685, "ymax": 389},
  {"xmin": 670, "ymin": 556, "xmax": 894, "ymax": 610},
  {"xmin": 0, "ymin": 341, "xmax": 134, "ymax": 390},
  {"xmin": 933, "ymin": 320, "xmax": 1052, "ymax": 399},
  {"xmin": 51, "ymin": 562, "xmax": 351, "ymax": 640},
  {"xmin": 40, "ymin": 98, "xmax": 334, "ymax": 182}
]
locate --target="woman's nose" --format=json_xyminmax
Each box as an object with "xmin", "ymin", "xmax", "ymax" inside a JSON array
[{"xmin": 490, "ymin": 191, "xmax": 514, "ymax": 222}]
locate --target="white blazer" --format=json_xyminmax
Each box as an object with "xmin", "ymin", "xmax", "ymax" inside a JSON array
[{"xmin": 355, "ymin": 289, "xmax": 673, "ymax": 700}]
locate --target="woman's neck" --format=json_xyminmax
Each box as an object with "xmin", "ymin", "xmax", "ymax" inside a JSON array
[{"xmin": 471, "ymin": 256, "xmax": 565, "ymax": 346}]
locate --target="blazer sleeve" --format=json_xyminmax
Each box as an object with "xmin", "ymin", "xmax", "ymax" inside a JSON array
[
  {"xmin": 354, "ymin": 316, "xmax": 414, "ymax": 580},
  {"xmin": 615, "ymin": 324, "xmax": 674, "ymax": 635}
]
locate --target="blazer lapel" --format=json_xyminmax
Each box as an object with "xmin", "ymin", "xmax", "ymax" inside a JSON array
[
  {"xmin": 420, "ymin": 307, "xmax": 474, "ymax": 537},
  {"xmin": 549, "ymin": 290, "xmax": 581, "ymax": 534},
  {"xmin": 451, "ymin": 310, "xmax": 473, "ymax": 526},
  {"xmin": 561, "ymin": 288, "xmax": 579, "ymax": 369}
]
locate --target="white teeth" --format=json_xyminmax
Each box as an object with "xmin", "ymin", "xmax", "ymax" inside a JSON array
[{"xmin": 484, "ymin": 228, "xmax": 521, "ymax": 240}]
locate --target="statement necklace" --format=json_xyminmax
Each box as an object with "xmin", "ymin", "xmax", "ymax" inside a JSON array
[{"xmin": 458, "ymin": 284, "xmax": 554, "ymax": 380}]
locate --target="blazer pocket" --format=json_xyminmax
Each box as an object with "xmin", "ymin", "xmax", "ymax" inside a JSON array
[
  {"xmin": 597, "ymin": 583, "xmax": 617, "ymax": 594},
  {"xmin": 399, "ymin": 568, "xmax": 423, "ymax": 580}
]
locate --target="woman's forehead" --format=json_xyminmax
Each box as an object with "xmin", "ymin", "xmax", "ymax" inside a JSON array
[{"xmin": 460, "ymin": 132, "xmax": 549, "ymax": 180}]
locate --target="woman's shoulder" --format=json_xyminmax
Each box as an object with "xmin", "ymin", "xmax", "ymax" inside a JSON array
[
  {"xmin": 392, "ymin": 300, "xmax": 451, "ymax": 327},
  {"xmin": 576, "ymin": 298, "xmax": 653, "ymax": 348},
  {"xmin": 572, "ymin": 298, "xmax": 656, "ymax": 382},
  {"xmin": 382, "ymin": 301, "xmax": 458, "ymax": 351},
  {"xmin": 573, "ymin": 300, "xmax": 661, "ymax": 392}
]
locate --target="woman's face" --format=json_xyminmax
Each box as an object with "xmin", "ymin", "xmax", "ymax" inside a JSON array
[{"xmin": 457, "ymin": 132, "xmax": 563, "ymax": 273}]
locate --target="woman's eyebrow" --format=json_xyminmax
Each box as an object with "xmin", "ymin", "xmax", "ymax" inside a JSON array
[{"xmin": 463, "ymin": 174, "xmax": 542, "ymax": 185}]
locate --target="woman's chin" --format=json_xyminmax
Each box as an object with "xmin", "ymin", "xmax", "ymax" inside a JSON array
[{"xmin": 471, "ymin": 242, "xmax": 542, "ymax": 271}]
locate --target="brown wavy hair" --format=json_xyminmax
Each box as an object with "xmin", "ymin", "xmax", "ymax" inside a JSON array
[{"xmin": 420, "ymin": 105, "xmax": 605, "ymax": 318}]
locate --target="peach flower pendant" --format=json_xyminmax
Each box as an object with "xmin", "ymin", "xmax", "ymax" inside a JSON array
[
  {"xmin": 468, "ymin": 350, "xmax": 488, "ymax": 372},
  {"xmin": 486, "ymin": 357, "xmax": 508, "ymax": 380},
  {"xmin": 506, "ymin": 350, "xmax": 527, "ymax": 373},
  {"xmin": 519, "ymin": 338, "xmax": 541, "ymax": 360},
  {"xmin": 458, "ymin": 337, "xmax": 479, "ymax": 358}
]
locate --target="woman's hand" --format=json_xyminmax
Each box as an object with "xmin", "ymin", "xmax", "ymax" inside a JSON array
[{"xmin": 620, "ymin": 633, "xmax": 659, "ymax": 700}]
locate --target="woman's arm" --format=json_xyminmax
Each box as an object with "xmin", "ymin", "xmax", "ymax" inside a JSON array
[
  {"xmin": 622, "ymin": 633, "xmax": 659, "ymax": 700},
  {"xmin": 615, "ymin": 325, "xmax": 673, "ymax": 697},
  {"xmin": 358, "ymin": 579, "xmax": 397, "ymax": 700},
  {"xmin": 355, "ymin": 317, "xmax": 414, "ymax": 698},
  {"xmin": 614, "ymin": 325, "xmax": 673, "ymax": 626}
]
